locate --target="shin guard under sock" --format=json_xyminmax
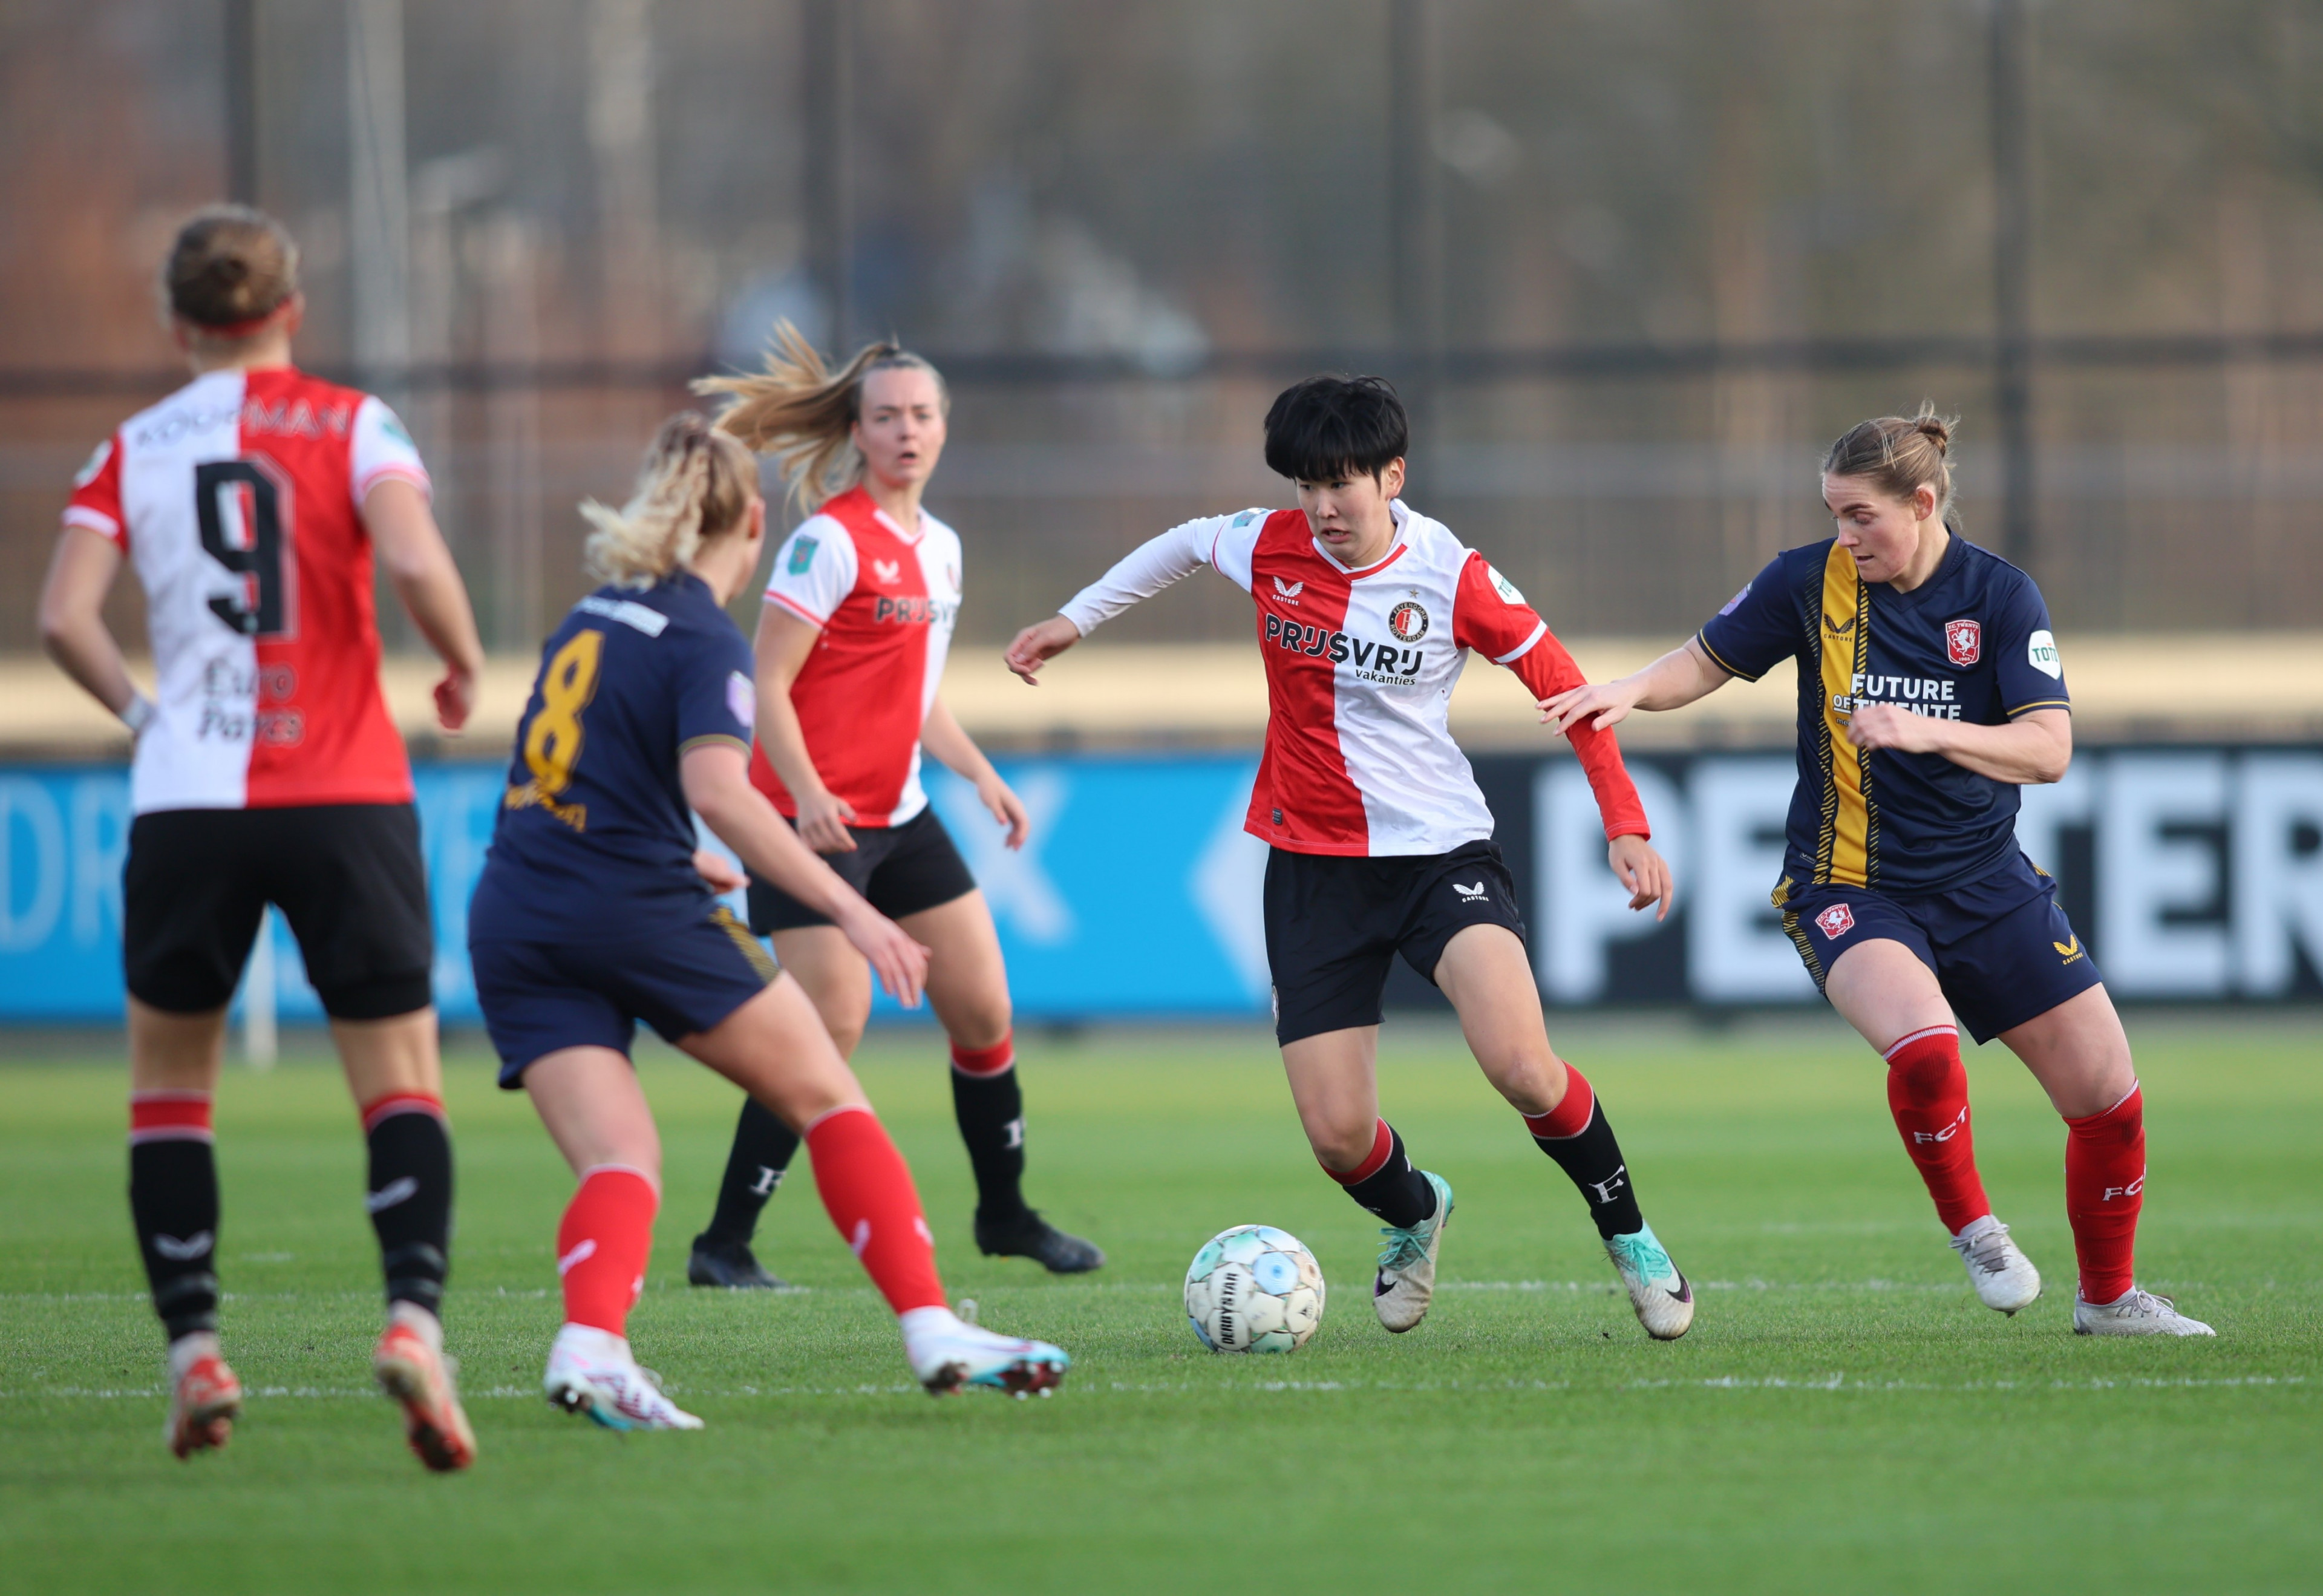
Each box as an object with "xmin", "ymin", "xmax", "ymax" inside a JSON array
[
  {"xmin": 1883, "ymin": 1025, "xmax": 1993, "ymax": 1234},
  {"xmin": 556, "ymin": 1166, "xmax": 658, "ymax": 1336},
  {"xmin": 804, "ymin": 1105, "xmax": 947, "ymax": 1314},
  {"xmin": 2064, "ymin": 1085, "xmax": 2145, "ymax": 1304},
  {"xmin": 129, "ymin": 1091, "xmax": 221, "ymax": 1342},
  {"xmin": 362, "ymin": 1093, "xmax": 453, "ymax": 1317},
  {"xmin": 950, "ymin": 1034, "xmax": 1028, "ymax": 1223},
  {"xmin": 702, "ymin": 1097, "xmax": 801, "ymax": 1246},
  {"xmin": 1323, "ymin": 1119, "xmax": 1437, "ymax": 1230},
  {"xmin": 1523, "ymin": 1065, "xmax": 1645, "ymax": 1239}
]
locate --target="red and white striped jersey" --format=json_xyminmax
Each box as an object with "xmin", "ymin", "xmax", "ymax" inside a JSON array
[
  {"xmin": 751, "ymin": 485, "xmax": 962, "ymax": 828},
  {"xmin": 62, "ymin": 366, "xmax": 425, "ymax": 815},
  {"xmin": 1060, "ymin": 501, "xmax": 1648, "ymax": 857}
]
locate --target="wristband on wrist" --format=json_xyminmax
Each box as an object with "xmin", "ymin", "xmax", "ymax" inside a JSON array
[{"xmin": 119, "ymin": 694, "xmax": 155, "ymax": 735}]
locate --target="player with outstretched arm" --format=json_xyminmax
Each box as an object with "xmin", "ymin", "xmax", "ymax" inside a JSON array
[
  {"xmin": 468, "ymin": 413, "xmax": 1068, "ymax": 1430},
  {"xmin": 37, "ymin": 207, "xmax": 488, "ymax": 1468},
  {"xmin": 1007, "ymin": 376, "xmax": 1695, "ymax": 1340},
  {"xmin": 1543, "ymin": 407, "xmax": 2210, "ymax": 1336},
  {"xmin": 670, "ymin": 324, "xmax": 1100, "ymax": 1289}
]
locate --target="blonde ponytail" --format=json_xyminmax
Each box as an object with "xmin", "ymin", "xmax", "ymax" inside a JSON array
[
  {"xmin": 694, "ymin": 320, "xmax": 949, "ymax": 513},
  {"xmin": 581, "ymin": 412, "xmax": 759, "ymax": 589}
]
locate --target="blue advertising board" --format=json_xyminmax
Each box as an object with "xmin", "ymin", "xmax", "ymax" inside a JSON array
[
  {"xmin": 3, "ymin": 747, "xmax": 2316, "ymax": 1024},
  {"xmin": 0, "ymin": 756, "xmax": 1274, "ymax": 1024}
]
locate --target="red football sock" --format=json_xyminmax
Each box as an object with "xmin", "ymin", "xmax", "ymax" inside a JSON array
[
  {"xmin": 1520, "ymin": 1064, "xmax": 1595, "ymax": 1140},
  {"xmin": 805, "ymin": 1105, "xmax": 947, "ymax": 1315},
  {"xmin": 1883, "ymin": 1025, "xmax": 1993, "ymax": 1234},
  {"xmin": 2064, "ymin": 1085, "xmax": 2145, "ymax": 1305},
  {"xmin": 555, "ymin": 1165, "xmax": 658, "ymax": 1336},
  {"xmin": 1321, "ymin": 1117, "xmax": 1396, "ymax": 1183},
  {"xmin": 951, "ymin": 1033, "xmax": 1015, "ymax": 1077}
]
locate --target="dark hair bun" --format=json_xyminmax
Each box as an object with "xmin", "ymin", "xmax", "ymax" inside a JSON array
[{"xmin": 162, "ymin": 205, "xmax": 299, "ymax": 331}]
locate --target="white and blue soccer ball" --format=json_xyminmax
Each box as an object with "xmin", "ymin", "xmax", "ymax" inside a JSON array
[{"xmin": 1184, "ymin": 1225, "xmax": 1325, "ymax": 1353}]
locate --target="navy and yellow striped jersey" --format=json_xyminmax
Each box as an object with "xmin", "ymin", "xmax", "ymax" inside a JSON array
[
  {"xmin": 469, "ymin": 571, "xmax": 757, "ymax": 943},
  {"xmin": 1696, "ymin": 533, "xmax": 2071, "ymax": 898}
]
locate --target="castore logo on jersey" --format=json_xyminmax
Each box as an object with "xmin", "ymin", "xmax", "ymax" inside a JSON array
[
  {"xmin": 1272, "ymin": 577, "xmax": 1304, "ymax": 603},
  {"xmin": 871, "ymin": 558, "xmax": 903, "ymax": 586}
]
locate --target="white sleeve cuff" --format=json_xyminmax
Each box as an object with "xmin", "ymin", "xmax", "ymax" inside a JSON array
[{"xmin": 1492, "ymin": 621, "xmax": 1547, "ymax": 666}]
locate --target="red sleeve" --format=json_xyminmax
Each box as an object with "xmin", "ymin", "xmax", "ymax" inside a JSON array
[
  {"xmin": 62, "ymin": 433, "xmax": 126, "ymax": 549},
  {"xmin": 1454, "ymin": 554, "xmax": 1648, "ymax": 840}
]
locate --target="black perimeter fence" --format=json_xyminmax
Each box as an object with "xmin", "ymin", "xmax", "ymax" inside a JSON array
[{"xmin": 8, "ymin": 329, "xmax": 2323, "ymax": 658}]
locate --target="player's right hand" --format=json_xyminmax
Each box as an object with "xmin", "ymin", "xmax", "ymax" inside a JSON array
[
  {"xmin": 796, "ymin": 787, "xmax": 859, "ymax": 853},
  {"xmin": 1004, "ymin": 615, "xmax": 1082, "ymax": 685},
  {"xmin": 434, "ymin": 665, "xmax": 477, "ymax": 731},
  {"xmin": 838, "ymin": 902, "xmax": 930, "ymax": 1008},
  {"xmin": 1539, "ymin": 680, "xmax": 1636, "ymax": 736}
]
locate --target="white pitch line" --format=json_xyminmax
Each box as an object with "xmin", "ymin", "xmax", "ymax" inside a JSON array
[{"xmin": 6, "ymin": 1374, "xmax": 2304, "ymax": 1402}]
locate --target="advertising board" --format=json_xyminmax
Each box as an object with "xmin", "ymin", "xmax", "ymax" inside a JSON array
[{"xmin": 0, "ymin": 748, "xmax": 2315, "ymax": 1022}]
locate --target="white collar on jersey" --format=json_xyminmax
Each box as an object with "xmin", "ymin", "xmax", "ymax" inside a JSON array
[
  {"xmin": 871, "ymin": 501, "xmax": 925, "ymax": 546},
  {"xmin": 1311, "ymin": 495, "xmax": 1414, "ymax": 578}
]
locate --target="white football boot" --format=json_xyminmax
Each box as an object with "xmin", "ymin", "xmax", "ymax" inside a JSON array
[
  {"xmin": 1949, "ymin": 1215, "xmax": 2042, "ymax": 1315},
  {"xmin": 1604, "ymin": 1223, "xmax": 1695, "ymax": 1340},
  {"xmin": 2073, "ymin": 1288, "xmax": 2216, "ymax": 1338},
  {"xmin": 163, "ymin": 1333, "xmax": 242, "ymax": 1460},
  {"xmin": 543, "ymin": 1323, "xmax": 704, "ymax": 1430},
  {"xmin": 901, "ymin": 1307, "xmax": 1070, "ymax": 1396},
  {"xmin": 1372, "ymin": 1171, "xmax": 1454, "ymax": 1334}
]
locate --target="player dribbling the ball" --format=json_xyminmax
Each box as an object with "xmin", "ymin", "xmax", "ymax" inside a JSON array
[
  {"xmin": 1545, "ymin": 407, "xmax": 2211, "ymax": 1337},
  {"xmin": 1007, "ymin": 376, "xmax": 1696, "ymax": 1342},
  {"xmin": 468, "ymin": 414, "xmax": 1070, "ymax": 1428}
]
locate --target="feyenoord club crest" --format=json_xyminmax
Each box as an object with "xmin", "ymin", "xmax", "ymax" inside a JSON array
[
  {"xmin": 1388, "ymin": 600, "xmax": 1429, "ymax": 643},
  {"xmin": 1945, "ymin": 618, "xmax": 1981, "ymax": 667},
  {"xmin": 1815, "ymin": 903, "xmax": 1856, "ymax": 939}
]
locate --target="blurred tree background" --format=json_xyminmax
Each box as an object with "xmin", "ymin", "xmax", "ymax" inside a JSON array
[{"xmin": 5, "ymin": 0, "xmax": 2321, "ymax": 650}]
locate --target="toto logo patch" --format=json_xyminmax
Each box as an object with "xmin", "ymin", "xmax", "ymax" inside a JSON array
[
  {"xmin": 1815, "ymin": 903, "xmax": 1857, "ymax": 939},
  {"xmin": 1387, "ymin": 601, "xmax": 1430, "ymax": 643},
  {"xmin": 1945, "ymin": 617, "xmax": 1982, "ymax": 667}
]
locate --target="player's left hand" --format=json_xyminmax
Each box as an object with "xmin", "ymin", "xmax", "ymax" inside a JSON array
[
  {"xmin": 1608, "ymin": 833, "xmax": 1674, "ymax": 921},
  {"xmin": 1846, "ymin": 702, "xmax": 1941, "ymax": 754},
  {"xmin": 978, "ymin": 774, "xmax": 1031, "ymax": 850},
  {"xmin": 691, "ymin": 848, "xmax": 746, "ymax": 894},
  {"xmin": 434, "ymin": 665, "xmax": 476, "ymax": 731}
]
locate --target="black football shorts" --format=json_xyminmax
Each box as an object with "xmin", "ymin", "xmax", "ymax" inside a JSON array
[
  {"xmin": 123, "ymin": 803, "xmax": 434, "ymax": 1020},
  {"xmin": 746, "ymin": 805, "xmax": 979, "ymax": 934},
  {"xmin": 1263, "ymin": 839, "xmax": 1529, "ymax": 1046}
]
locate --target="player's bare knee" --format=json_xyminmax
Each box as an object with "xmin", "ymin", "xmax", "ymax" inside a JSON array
[
  {"xmin": 943, "ymin": 1001, "xmax": 1011, "ymax": 1056},
  {"xmin": 1303, "ymin": 1111, "xmax": 1378, "ymax": 1174},
  {"xmin": 1484, "ymin": 1048, "xmax": 1566, "ymax": 1117}
]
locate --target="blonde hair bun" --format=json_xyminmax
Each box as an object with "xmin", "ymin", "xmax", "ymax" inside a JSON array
[{"xmin": 581, "ymin": 413, "xmax": 759, "ymax": 589}]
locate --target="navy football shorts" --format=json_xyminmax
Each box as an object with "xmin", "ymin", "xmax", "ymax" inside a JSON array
[
  {"xmin": 1263, "ymin": 839, "xmax": 1528, "ymax": 1047},
  {"xmin": 1780, "ymin": 853, "xmax": 2103, "ymax": 1044},
  {"xmin": 471, "ymin": 903, "xmax": 778, "ymax": 1088}
]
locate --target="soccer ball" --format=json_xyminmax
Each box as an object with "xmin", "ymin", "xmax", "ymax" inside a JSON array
[{"xmin": 1184, "ymin": 1225, "xmax": 1325, "ymax": 1353}]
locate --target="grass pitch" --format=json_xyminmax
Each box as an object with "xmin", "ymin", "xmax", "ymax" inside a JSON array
[{"xmin": 2, "ymin": 1014, "xmax": 2318, "ymax": 1594}]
